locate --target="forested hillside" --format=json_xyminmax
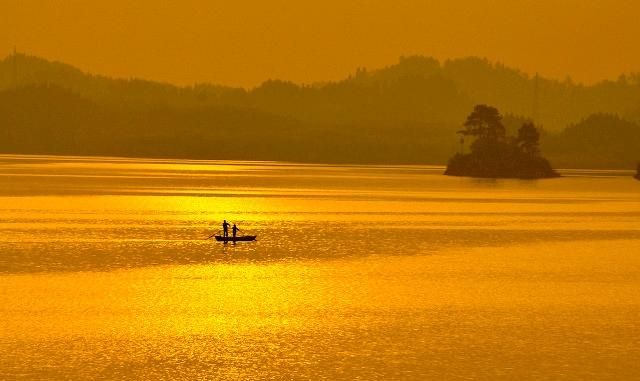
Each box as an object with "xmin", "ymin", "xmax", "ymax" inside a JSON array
[{"xmin": 1, "ymin": 54, "xmax": 639, "ymax": 167}]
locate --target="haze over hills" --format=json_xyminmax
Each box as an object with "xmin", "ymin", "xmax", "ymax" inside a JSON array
[{"xmin": 1, "ymin": 53, "xmax": 639, "ymax": 168}]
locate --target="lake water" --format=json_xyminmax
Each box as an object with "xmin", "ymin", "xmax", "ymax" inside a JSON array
[{"xmin": 1, "ymin": 154, "xmax": 639, "ymax": 380}]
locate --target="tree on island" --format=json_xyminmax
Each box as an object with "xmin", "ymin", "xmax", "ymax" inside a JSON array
[
  {"xmin": 445, "ymin": 104, "xmax": 558, "ymax": 179},
  {"xmin": 516, "ymin": 122, "xmax": 540, "ymax": 156},
  {"xmin": 635, "ymin": 163, "xmax": 640, "ymax": 180},
  {"xmin": 460, "ymin": 104, "xmax": 506, "ymax": 143}
]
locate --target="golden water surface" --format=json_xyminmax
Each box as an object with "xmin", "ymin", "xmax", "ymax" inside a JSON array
[{"xmin": 1, "ymin": 155, "xmax": 639, "ymax": 380}]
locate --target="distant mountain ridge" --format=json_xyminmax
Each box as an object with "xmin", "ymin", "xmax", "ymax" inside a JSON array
[
  {"xmin": 1, "ymin": 53, "xmax": 639, "ymax": 168},
  {"xmin": 2, "ymin": 54, "xmax": 640, "ymax": 130}
]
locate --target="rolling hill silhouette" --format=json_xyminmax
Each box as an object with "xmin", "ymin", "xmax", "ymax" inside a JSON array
[{"xmin": 1, "ymin": 54, "xmax": 639, "ymax": 167}]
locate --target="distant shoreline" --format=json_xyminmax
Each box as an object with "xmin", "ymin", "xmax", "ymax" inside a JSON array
[{"xmin": 1, "ymin": 153, "xmax": 637, "ymax": 177}]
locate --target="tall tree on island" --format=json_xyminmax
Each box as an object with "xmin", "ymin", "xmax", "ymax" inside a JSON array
[
  {"xmin": 459, "ymin": 104, "xmax": 505, "ymax": 140},
  {"xmin": 458, "ymin": 104, "xmax": 506, "ymax": 154}
]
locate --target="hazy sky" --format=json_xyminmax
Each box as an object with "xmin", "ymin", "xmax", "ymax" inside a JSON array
[{"xmin": 2, "ymin": 0, "xmax": 639, "ymax": 87}]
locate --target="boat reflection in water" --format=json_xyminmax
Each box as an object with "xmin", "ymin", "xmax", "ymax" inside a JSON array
[{"xmin": 214, "ymin": 235, "xmax": 257, "ymax": 243}]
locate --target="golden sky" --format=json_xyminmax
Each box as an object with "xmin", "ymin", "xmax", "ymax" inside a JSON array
[{"xmin": 2, "ymin": 0, "xmax": 639, "ymax": 87}]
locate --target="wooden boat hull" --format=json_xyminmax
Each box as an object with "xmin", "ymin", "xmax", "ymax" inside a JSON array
[{"xmin": 215, "ymin": 235, "xmax": 257, "ymax": 242}]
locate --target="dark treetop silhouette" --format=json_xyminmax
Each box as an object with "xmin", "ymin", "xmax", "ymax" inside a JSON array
[
  {"xmin": 635, "ymin": 163, "xmax": 640, "ymax": 180},
  {"xmin": 445, "ymin": 105, "xmax": 558, "ymax": 179}
]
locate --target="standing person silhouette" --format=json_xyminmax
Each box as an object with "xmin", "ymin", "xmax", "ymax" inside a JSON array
[
  {"xmin": 222, "ymin": 220, "xmax": 230, "ymax": 238},
  {"xmin": 232, "ymin": 224, "xmax": 240, "ymax": 239}
]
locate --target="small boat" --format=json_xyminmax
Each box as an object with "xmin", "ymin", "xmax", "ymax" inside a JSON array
[{"xmin": 214, "ymin": 235, "xmax": 257, "ymax": 242}]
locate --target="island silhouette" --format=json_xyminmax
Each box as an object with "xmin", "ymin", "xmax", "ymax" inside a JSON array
[{"xmin": 445, "ymin": 105, "xmax": 558, "ymax": 179}]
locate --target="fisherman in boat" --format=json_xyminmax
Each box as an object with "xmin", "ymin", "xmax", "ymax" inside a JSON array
[
  {"xmin": 222, "ymin": 220, "xmax": 230, "ymax": 238},
  {"xmin": 232, "ymin": 224, "xmax": 240, "ymax": 239}
]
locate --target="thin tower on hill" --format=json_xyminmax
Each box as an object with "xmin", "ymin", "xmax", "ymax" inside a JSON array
[
  {"xmin": 532, "ymin": 72, "xmax": 540, "ymax": 125},
  {"xmin": 12, "ymin": 46, "xmax": 18, "ymax": 88}
]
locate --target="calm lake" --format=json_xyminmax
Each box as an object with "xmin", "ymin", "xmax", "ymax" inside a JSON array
[{"xmin": 1, "ymin": 154, "xmax": 639, "ymax": 380}]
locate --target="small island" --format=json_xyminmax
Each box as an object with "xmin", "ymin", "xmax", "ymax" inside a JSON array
[
  {"xmin": 445, "ymin": 105, "xmax": 559, "ymax": 179},
  {"xmin": 635, "ymin": 163, "xmax": 640, "ymax": 180}
]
